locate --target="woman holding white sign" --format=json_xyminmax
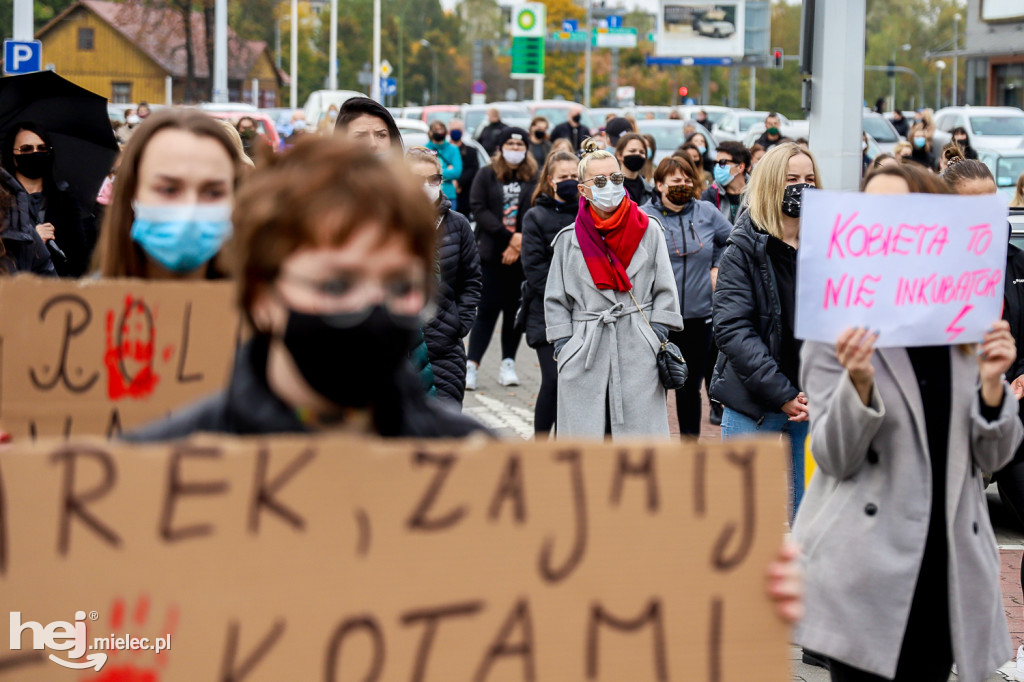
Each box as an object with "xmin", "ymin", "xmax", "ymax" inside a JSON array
[
  {"xmin": 794, "ymin": 162, "xmax": 1023, "ymax": 682},
  {"xmin": 711, "ymin": 142, "xmax": 820, "ymax": 516}
]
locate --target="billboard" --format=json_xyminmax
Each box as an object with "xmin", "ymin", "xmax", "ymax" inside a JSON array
[{"xmin": 656, "ymin": 1, "xmax": 746, "ymax": 58}]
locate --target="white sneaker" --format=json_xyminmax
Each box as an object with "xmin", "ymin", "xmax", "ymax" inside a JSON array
[
  {"xmin": 498, "ymin": 358, "xmax": 519, "ymax": 386},
  {"xmin": 1015, "ymin": 644, "xmax": 1024, "ymax": 681},
  {"xmin": 465, "ymin": 362, "xmax": 478, "ymax": 391}
]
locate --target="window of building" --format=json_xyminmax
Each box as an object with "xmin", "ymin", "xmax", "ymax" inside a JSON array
[
  {"xmin": 112, "ymin": 82, "xmax": 132, "ymax": 104},
  {"xmin": 993, "ymin": 63, "xmax": 1024, "ymax": 109},
  {"xmin": 78, "ymin": 27, "xmax": 94, "ymax": 50}
]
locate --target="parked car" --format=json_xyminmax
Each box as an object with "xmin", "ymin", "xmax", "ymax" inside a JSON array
[
  {"xmin": 712, "ymin": 110, "xmax": 789, "ymax": 143},
  {"xmin": 742, "ymin": 120, "xmax": 809, "ymax": 147},
  {"xmin": 977, "ymin": 149, "xmax": 1024, "ymax": 203},
  {"xmin": 459, "ymin": 102, "xmax": 531, "ymax": 134},
  {"xmin": 676, "ymin": 104, "xmax": 743, "ymax": 128},
  {"xmin": 629, "ymin": 106, "xmax": 678, "ymax": 120},
  {"xmin": 637, "ymin": 119, "xmax": 717, "ymax": 165},
  {"xmin": 1010, "ymin": 207, "xmax": 1024, "ymax": 251},
  {"xmin": 395, "ymin": 117, "xmax": 429, "ymax": 149},
  {"xmin": 862, "ymin": 111, "xmax": 902, "ymax": 154},
  {"xmin": 590, "ymin": 107, "xmax": 623, "ymax": 123},
  {"xmin": 933, "ymin": 106, "xmax": 1024, "ymax": 151},
  {"xmin": 525, "ymin": 100, "xmax": 599, "ymax": 131},
  {"xmin": 387, "ymin": 106, "xmax": 405, "ymax": 120},
  {"xmin": 695, "ymin": 12, "xmax": 735, "ymax": 38},
  {"xmin": 200, "ymin": 107, "xmax": 281, "ymax": 150},
  {"xmin": 303, "ymin": 89, "xmax": 368, "ymax": 129},
  {"xmin": 420, "ymin": 105, "xmax": 461, "ymax": 125}
]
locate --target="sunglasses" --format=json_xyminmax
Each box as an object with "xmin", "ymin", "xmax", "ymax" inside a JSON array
[
  {"xmin": 423, "ymin": 174, "xmax": 443, "ymax": 187},
  {"xmin": 583, "ymin": 173, "xmax": 625, "ymax": 188},
  {"xmin": 714, "ymin": 159, "xmax": 737, "ymax": 167},
  {"xmin": 13, "ymin": 144, "xmax": 50, "ymax": 154}
]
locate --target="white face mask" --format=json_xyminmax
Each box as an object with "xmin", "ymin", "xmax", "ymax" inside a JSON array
[
  {"xmin": 590, "ymin": 182, "xmax": 626, "ymax": 212},
  {"xmin": 126, "ymin": 114, "xmax": 141, "ymax": 126},
  {"xmin": 424, "ymin": 183, "xmax": 441, "ymax": 203},
  {"xmin": 503, "ymin": 149, "xmax": 526, "ymax": 166}
]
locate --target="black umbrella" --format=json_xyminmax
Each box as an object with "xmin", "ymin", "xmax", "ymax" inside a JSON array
[{"xmin": 0, "ymin": 71, "xmax": 119, "ymax": 210}]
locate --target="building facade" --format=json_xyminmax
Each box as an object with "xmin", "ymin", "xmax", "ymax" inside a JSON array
[{"xmin": 964, "ymin": 0, "xmax": 1024, "ymax": 108}]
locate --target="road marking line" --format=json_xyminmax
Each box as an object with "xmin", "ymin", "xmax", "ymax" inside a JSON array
[{"xmin": 465, "ymin": 393, "xmax": 533, "ymax": 440}]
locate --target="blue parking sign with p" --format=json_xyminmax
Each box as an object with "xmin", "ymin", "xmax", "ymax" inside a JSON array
[{"xmin": 4, "ymin": 40, "xmax": 42, "ymax": 75}]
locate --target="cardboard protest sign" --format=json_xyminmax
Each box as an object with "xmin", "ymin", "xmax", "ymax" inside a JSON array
[
  {"xmin": 0, "ymin": 277, "xmax": 240, "ymax": 440},
  {"xmin": 0, "ymin": 435, "xmax": 789, "ymax": 681},
  {"xmin": 795, "ymin": 190, "xmax": 1009, "ymax": 347}
]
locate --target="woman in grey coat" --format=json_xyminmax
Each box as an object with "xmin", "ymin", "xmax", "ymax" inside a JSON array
[
  {"xmin": 793, "ymin": 164, "xmax": 1024, "ymax": 682},
  {"xmin": 545, "ymin": 138, "xmax": 682, "ymax": 438}
]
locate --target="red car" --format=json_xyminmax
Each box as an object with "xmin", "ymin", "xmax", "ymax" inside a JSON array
[{"xmin": 202, "ymin": 110, "xmax": 282, "ymax": 151}]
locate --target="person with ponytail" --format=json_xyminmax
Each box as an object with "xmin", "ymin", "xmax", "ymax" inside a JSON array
[
  {"xmin": 641, "ymin": 155, "xmax": 732, "ymax": 437},
  {"xmin": 544, "ymin": 138, "xmax": 682, "ymax": 438}
]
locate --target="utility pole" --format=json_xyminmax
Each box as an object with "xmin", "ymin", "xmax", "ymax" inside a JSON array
[
  {"xmin": 213, "ymin": 0, "xmax": 228, "ymax": 103},
  {"xmin": 289, "ymin": 0, "xmax": 298, "ymax": 108},
  {"xmin": 371, "ymin": 0, "xmax": 381, "ymax": 102},
  {"xmin": 13, "ymin": 0, "xmax": 32, "ymax": 40},
  {"xmin": 328, "ymin": 0, "xmax": 338, "ymax": 90},
  {"xmin": 952, "ymin": 13, "xmax": 960, "ymax": 107},
  {"xmin": 583, "ymin": 0, "xmax": 592, "ymax": 107},
  {"xmin": 749, "ymin": 66, "xmax": 756, "ymax": 109}
]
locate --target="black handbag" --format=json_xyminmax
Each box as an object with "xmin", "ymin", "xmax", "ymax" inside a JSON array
[{"xmin": 628, "ymin": 290, "xmax": 689, "ymax": 391}]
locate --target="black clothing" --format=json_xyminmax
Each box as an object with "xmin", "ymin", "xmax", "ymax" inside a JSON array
[
  {"xmin": 467, "ymin": 261, "xmax": 523, "ymax": 363},
  {"xmin": 0, "ymin": 167, "xmax": 56, "ymax": 275},
  {"xmin": 962, "ymin": 145, "xmax": 978, "ymax": 160},
  {"xmin": 535, "ymin": 342, "xmax": 557, "ymax": 436},
  {"xmin": 455, "ymin": 143, "xmax": 480, "ymax": 216},
  {"xmin": 623, "ymin": 176, "xmax": 647, "ymax": 206},
  {"xmin": 907, "ymin": 146, "xmax": 934, "ymax": 170},
  {"xmin": 528, "ymin": 139, "xmax": 551, "ymax": 167},
  {"xmin": 754, "ymin": 132, "xmax": 787, "ymax": 150},
  {"xmin": 701, "ymin": 180, "xmax": 745, "ymax": 225},
  {"xmin": 669, "ymin": 316, "xmax": 712, "ymax": 437},
  {"xmin": 997, "ymin": 242, "xmax": 1024, "ymax": 596},
  {"xmin": 423, "ymin": 196, "xmax": 482, "ymax": 405},
  {"xmin": 25, "ymin": 184, "xmax": 89, "ymax": 277},
  {"xmin": 521, "ymin": 193, "xmax": 577, "ymax": 347},
  {"xmin": 550, "ymin": 121, "xmax": 591, "ymax": 152},
  {"xmin": 479, "ymin": 121, "xmax": 509, "ymax": 156},
  {"xmin": 469, "ymin": 165, "xmax": 536, "ymax": 264},
  {"xmin": 710, "ymin": 211, "xmax": 800, "ymax": 421},
  {"xmin": 891, "ymin": 116, "xmax": 909, "ymax": 138},
  {"xmin": 766, "ymin": 236, "xmax": 800, "ymax": 390},
  {"xmin": 126, "ymin": 335, "xmax": 488, "ymax": 441}
]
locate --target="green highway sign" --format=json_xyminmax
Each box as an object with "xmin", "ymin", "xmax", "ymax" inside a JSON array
[{"xmin": 549, "ymin": 27, "xmax": 639, "ymax": 48}]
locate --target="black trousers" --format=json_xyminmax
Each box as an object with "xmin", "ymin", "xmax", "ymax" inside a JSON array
[
  {"xmin": 534, "ymin": 343, "xmax": 557, "ymax": 437},
  {"xmin": 996, "ymin": 449, "xmax": 1024, "ymax": 596},
  {"xmin": 668, "ymin": 317, "xmax": 712, "ymax": 437},
  {"xmin": 468, "ymin": 261, "xmax": 523, "ymax": 365}
]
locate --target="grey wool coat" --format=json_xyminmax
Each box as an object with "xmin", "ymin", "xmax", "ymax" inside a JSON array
[
  {"xmin": 793, "ymin": 341, "xmax": 1023, "ymax": 682},
  {"xmin": 544, "ymin": 218, "xmax": 683, "ymax": 438}
]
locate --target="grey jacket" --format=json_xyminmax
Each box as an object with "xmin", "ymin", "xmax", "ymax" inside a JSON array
[
  {"xmin": 793, "ymin": 341, "xmax": 1023, "ymax": 682},
  {"xmin": 640, "ymin": 197, "xmax": 733, "ymax": 319},
  {"xmin": 544, "ymin": 218, "xmax": 682, "ymax": 438}
]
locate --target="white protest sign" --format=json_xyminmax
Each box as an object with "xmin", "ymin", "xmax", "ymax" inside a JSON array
[{"xmin": 795, "ymin": 189, "xmax": 1009, "ymax": 347}]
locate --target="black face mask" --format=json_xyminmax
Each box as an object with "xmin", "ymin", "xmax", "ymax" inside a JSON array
[
  {"xmin": 555, "ymin": 178, "xmax": 579, "ymax": 203},
  {"xmin": 781, "ymin": 183, "xmax": 812, "ymax": 218},
  {"xmin": 622, "ymin": 155, "xmax": 646, "ymax": 172},
  {"xmin": 281, "ymin": 304, "xmax": 419, "ymax": 408},
  {"xmin": 533, "ymin": 129, "xmax": 546, "ymax": 140},
  {"xmin": 14, "ymin": 151, "xmax": 52, "ymax": 180},
  {"xmin": 240, "ymin": 129, "xmax": 257, "ymax": 140},
  {"xmin": 664, "ymin": 185, "xmax": 691, "ymax": 205},
  {"xmin": 571, "ymin": 114, "xmax": 581, "ymax": 124},
  {"xmin": 431, "ymin": 132, "xmax": 446, "ymax": 143}
]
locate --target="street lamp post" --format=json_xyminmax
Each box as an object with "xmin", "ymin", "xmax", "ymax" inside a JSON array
[
  {"xmin": 890, "ymin": 43, "xmax": 911, "ymax": 111},
  {"xmin": 952, "ymin": 13, "xmax": 960, "ymax": 107},
  {"xmin": 290, "ymin": 0, "xmax": 298, "ymax": 108},
  {"xmin": 420, "ymin": 40, "xmax": 438, "ymax": 105},
  {"xmin": 935, "ymin": 59, "xmax": 946, "ymax": 110}
]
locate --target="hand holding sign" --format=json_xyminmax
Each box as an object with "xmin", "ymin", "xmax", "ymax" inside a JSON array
[
  {"xmin": 836, "ymin": 327, "xmax": 879, "ymax": 406},
  {"xmin": 795, "ymin": 190, "xmax": 1009, "ymax": 347},
  {"xmin": 979, "ymin": 319, "xmax": 1017, "ymax": 407}
]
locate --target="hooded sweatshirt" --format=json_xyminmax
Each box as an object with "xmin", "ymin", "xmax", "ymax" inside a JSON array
[{"xmin": 335, "ymin": 97, "xmax": 404, "ymax": 149}]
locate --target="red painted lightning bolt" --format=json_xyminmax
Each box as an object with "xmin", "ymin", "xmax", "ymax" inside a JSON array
[{"xmin": 946, "ymin": 304, "xmax": 974, "ymax": 342}]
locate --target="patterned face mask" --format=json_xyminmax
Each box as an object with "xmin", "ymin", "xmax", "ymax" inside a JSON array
[{"xmin": 781, "ymin": 183, "xmax": 812, "ymax": 218}]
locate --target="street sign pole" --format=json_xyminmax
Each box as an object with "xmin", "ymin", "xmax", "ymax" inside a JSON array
[
  {"xmin": 328, "ymin": 0, "xmax": 338, "ymax": 90},
  {"xmin": 583, "ymin": 0, "xmax": 592, "ymax": 107},
  {"xmin": 213, "ymin": 0, "xmax": 228, "ymax": 103},
  {"xmin": 289, "ymin": 0, "xmax": 298, "ymax": 109},
  {"xmin": 13, "ymin": 0, "xmax": 32, "ymax": 41},
  {"xmin": 371, "ymin": 0, "xmax": 381, "ymax": 102},
  {"xmin": 533, "ymin": 75, "xmax": 543, "ymax": 100}
]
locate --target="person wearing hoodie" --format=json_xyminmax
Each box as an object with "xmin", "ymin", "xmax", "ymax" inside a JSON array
[
  {"xmin": 407, "ymin": 147, "xmax": 482, "ymax": 406},
  {"xmin": 641, "ymin": 156, "xmax": 732, "ymax": 437},
  {"xmin": 701, "ymin": 141, "xmax": 750, "ymax": 225},
  {"xmin": 520, "ymin": 149, "xmax": 579, "ymax": 437},
  {"xmin": 335, "ymin": 97, "xmax": 403, "ymax": 155},
  {"xmin": 950, "ymin": 126, "xmax": 979, "ymax": 160},
  {"xmin": 478, "ymin": 108, "xmax": 509, "ymax": 157},
  {"xmin": 711, "ymin": 142, "xmax": 820, "ymax": 517},
  {"xmin": 426, "ymin": 120, "xmax": 462, "ymax": 207},
  {"xmin": 0, "ymin": 165, "xmax": 57, "ymax": 275}
]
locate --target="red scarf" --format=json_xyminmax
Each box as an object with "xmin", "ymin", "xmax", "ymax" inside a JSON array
[{"xmin": 574, "ymin": 196, "xmax": 649, "ymax": 291}]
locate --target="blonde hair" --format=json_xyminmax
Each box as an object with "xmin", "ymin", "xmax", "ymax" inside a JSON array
[
  {"xmin": 892, "ymin": 140, "xmax": 912, "ymax": 157},
  {"xmin": 745, "ymin": 142, "xmax": 821, "ymax": 240},
  {"xmin": 217, "ymin": 120, "xmax": 255, "ymax": 168},
  {"xmin": 1012, "ymin": 172, "xmax": 1024, "ymax": 208},
  {"xmin": 405, "ymin": 146, "xmax": 442, "ymax": 173},
  {"xmin": 577, "ymin": 137, "xmax": 616, "ymax": 179}
]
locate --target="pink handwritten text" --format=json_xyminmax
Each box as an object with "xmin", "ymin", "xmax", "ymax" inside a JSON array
[
  {"xmin": 827, "ymin": 211, "xmax": 949, "ymax": 259},
  {"xmin": 894, "ymin": 268, "xmax": 1002, "ymax": 307}
]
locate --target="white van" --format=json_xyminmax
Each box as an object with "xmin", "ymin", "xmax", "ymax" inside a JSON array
[{"xmin": 303, "ymin": 90, "xmax": 368, "ymax": 129}]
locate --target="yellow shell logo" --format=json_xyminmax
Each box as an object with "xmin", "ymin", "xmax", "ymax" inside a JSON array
[{"xmin": 517, "ymin": 9, "xmax": 537, "ymax": 31}]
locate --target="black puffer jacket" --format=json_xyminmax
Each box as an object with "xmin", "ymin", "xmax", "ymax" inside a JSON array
[
  {"xmin": 469, "ymin": 165, "xmax": 536, "ymax": 263},
  {"xmin": 0, "ymin": 167, "xmax": 56, "ymax": 275},
  {"xmin": 520, "ymin": 193, "xmax": 577, "ymax": 347},
  {"xmin": 424, "ymin": 196, "xmax": 482, "ymax": 404},
  {"xmin": 126, "ymin": 335, "xmax": 488, "ymax": 441},
  {"xmin": 710, "ymin": 211, "xmax": 799, "ymax": 421}
]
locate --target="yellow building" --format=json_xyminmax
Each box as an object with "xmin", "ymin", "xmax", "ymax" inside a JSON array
[{"xmin": 36, "ymin": 0, "xmax": 283, "ymax": 105}]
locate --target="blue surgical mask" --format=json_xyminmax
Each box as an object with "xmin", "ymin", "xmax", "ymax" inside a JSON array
[
  {"xmin": 450, "ymin": 129, "xmax": 463, "ymax": 142},
  {"xmin": 913, "ymin": 136, "xmax": 926, "ymax": 149},
  {"xmin": 713, "ymin": 164, "xmax": 735, "ymax": 187},
  {"xmin": 131, "ymin": 202, "xmax": 232, "ymax": 273},
  {"xmin": 696, "ymin": 145, "xmax": 706, "ymax": 156},
  {"xmin": 590, "ymin": 182, "xmax": 626, "ymax": 212}
]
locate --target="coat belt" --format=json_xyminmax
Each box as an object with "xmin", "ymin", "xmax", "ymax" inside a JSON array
[{"xmin": 570, "ymin": 301, "xmax": 651, "ymax": 426}]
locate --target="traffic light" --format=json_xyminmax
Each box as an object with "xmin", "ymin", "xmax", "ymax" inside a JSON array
[
  {"xmin": 772, "ymin": 47, "xmax": 783, "ymax": 69},
  {"xmin": 678, "ymin": 86, "xmax": 688, "ymax": 97}
]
